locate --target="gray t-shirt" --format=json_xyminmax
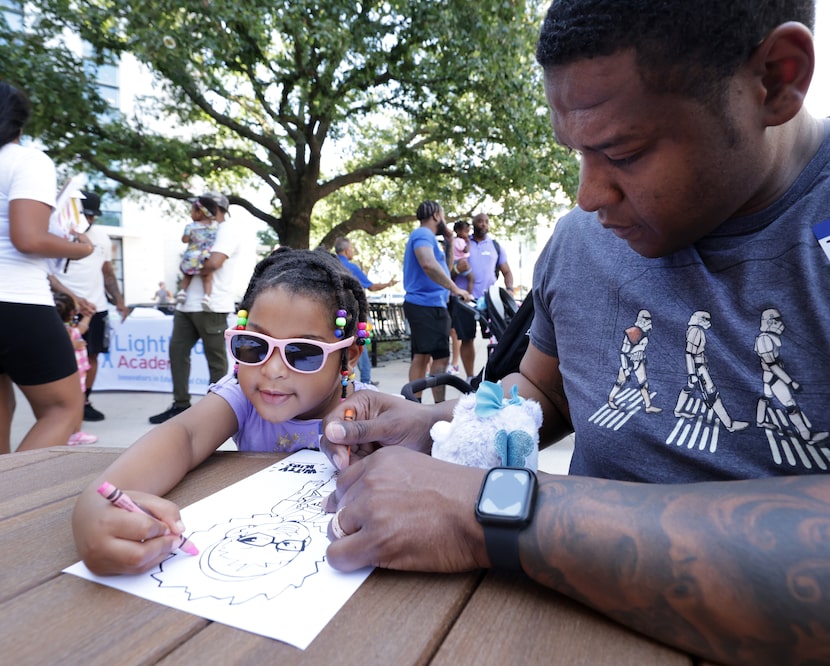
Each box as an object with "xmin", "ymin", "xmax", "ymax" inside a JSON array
[{"xmin": 530, "ymin": 127, "xmax": 830, "ymax": 482}]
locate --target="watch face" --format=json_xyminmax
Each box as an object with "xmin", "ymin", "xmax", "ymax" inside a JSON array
[{"xmin": 477, "ymin": 468, "xmax": 535, "ymax": 524}]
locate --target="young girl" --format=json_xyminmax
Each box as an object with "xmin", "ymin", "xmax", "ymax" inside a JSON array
[
  {"xmin": 72, "ymin": 247, "xmax": 375, "ymax": 574},
  {"xmin": 449, "ymin": 220, "xmax": 474, "ymax": 374},
  {"xmin": 54, "ymin": 293, "xmax": 97, "ymax": 445},
  {"xmin": 451, "ymin": 219, "xmax": 474, "ymax": 292},
  {"xmin": 176, "ymin": 196, "xmax": 218, "ymax": 310}
]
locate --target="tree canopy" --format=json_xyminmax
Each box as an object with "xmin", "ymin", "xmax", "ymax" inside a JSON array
[{"xmin": 1, "ymin": 0, "xmax": 577, "ymax": 248}]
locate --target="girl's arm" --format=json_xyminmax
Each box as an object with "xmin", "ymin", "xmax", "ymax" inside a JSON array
[{"xmin": 71, "ymin": 393, "xmax": 239, "ymax": 574}]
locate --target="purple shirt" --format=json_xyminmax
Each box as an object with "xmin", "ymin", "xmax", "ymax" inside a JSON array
[
  {"xmin": 209, "ymin": 373, "xmax": 377, "ymax": 452},
  {"xmin": 454, "ymin": 235, "xmax": 507, "ymax": 298}
]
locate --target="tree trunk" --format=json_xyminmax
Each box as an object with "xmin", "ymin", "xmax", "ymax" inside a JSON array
[{"xmin": 275, "ymin": 211, "xmax": 312, "ymax": 249}]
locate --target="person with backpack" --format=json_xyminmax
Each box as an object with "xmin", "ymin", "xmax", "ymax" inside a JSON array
[{"xmin": 449, "ymin": 212, "xmax": 515, "ymax": 381}]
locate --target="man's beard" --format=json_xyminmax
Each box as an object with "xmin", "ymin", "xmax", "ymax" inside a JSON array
[{"xmin": 436, "ymin": 221, "xmax": 447, "ymax": 235}]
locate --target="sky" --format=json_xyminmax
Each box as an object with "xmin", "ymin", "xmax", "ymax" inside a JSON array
[{"xmin": 806, "ymin": 0, "xmax": 829, "ymax": 117}]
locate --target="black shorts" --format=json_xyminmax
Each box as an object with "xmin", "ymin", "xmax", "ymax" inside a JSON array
[
  {"xmin": 403, "ymin": 302, "xmax": 451, "ymax": 360},
  {"xmin": 0, "ymin": 302, "xmax": 77, "ymax": 385},
  {"xmin": 84, "ymin": 310, "xmax": 109, "ymax": 355},
  {"xmin": 449, "ymin": 297, "xmax": 480, "ymax": 341}
]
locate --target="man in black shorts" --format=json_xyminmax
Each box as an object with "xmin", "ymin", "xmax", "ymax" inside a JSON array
[{"xmin": 402, "ymin": 201, "xmax": 471, "ymax": 402}]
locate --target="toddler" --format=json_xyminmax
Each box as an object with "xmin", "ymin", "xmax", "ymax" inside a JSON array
[
  {"xmin": 54, "ymin": 293, "xmax": 97, "ymax": 445},
  {"xmin": 177, "ymin": 196, "xmax": 219, "ymax": 311},
  {"xmin": 452, "ymin": 220, "xmax": 474, "ymax": 292}
]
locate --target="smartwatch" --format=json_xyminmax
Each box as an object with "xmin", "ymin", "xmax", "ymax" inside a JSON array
[{"xmin": 475, "ymin": 467, "xmax": 537, "ymax": 571}]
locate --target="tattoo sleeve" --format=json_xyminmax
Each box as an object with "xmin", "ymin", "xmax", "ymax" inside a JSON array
[{"xmin": 521, "ymin": 474, "xmax": 830, "ymax": 664}]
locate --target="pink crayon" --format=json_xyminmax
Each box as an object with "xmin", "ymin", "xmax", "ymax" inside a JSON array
[{"xmin": 97, "ymin": 481, "xmax": 199, "ymax": 556}]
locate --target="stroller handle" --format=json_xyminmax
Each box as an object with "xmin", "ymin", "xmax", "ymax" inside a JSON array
[{"xmin": 401, "ymin": 372, "xmax": 474, "ymax": 402}]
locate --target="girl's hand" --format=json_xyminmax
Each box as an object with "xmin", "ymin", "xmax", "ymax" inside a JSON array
[{"xmin": 71, "ymin": 487, "xmax": 190, "ymax": 575}]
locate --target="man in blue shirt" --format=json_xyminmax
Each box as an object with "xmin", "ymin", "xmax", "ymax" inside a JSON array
[
  {"xmin": 334, "ymin": 237, "xmax": 397, "ymax": 385},
  {"xmin": 403, "ymin": 201, "xmax": 472, "ymax": 402}
]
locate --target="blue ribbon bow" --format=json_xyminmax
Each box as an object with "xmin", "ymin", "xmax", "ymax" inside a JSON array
[{"xmin": 474, "ymin": 381, "xmax": 524, "ymax": 418}]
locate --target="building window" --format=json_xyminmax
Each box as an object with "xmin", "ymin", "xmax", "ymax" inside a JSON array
[
  {"xmin": 109, "ymin": 236, "xmax": 125, "ymax": 299},
  {"xmin": 0, "ymin": 0, "xmax": 24, "ymax": 30}
]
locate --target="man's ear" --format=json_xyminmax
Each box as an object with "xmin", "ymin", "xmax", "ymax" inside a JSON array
[{"xmin": 751, "ymin": 22, "xmax": 815, "ymax": 126}]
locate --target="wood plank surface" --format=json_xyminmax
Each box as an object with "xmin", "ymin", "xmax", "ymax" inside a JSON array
[
  {"xmin": 158, "ymin": 570, "xmax": 483, "ymax": 665},
  {"xmin": 0, "ymin": 448, "xmax": 700, "ymax": 665},
  {"xmin": 432, "ymin": 571, "xmax": 694, "ymax": 666},
  {"xmin": 0, "ymin": 447, "xmax": 118, "ymax": 519}
]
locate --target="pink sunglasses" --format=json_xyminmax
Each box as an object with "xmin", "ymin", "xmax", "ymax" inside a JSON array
[{"xmin": 224, "ymin": 329, "xmax": 354, "ymax": 373}]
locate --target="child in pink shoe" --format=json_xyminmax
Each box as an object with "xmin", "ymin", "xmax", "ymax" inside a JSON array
[{"xmin": 54, "ymin": 293, "xmax": 98, "ymax": 445}]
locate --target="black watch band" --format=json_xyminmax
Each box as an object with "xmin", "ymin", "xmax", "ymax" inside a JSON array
[
  {"xmin": 482, "ymin": 523, "xmax": 523, "ymax": 571},
  {"xmin": 476, "ymin": 467, "xmax": 537, "ymax": 571}
]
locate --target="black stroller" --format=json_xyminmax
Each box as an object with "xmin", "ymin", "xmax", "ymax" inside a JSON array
[{"xmin": 401, "ymin": 287, "xmax": 531, "ymax": 401}]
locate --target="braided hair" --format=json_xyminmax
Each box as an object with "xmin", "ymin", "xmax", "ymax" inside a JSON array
[
  {"xmin": 53, "ymin": 293, "xmax": 76, "ymax": 323},
  {"xmin": 240, "ymin": 247, "xmax": 370, "ymax": 397},
  {"xmin": 416, "ymin": 201, "xmax": 442, "ymax": 221}
]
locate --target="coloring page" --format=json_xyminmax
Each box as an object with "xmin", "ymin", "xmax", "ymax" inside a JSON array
[{"xmin": 64, "ymin": 450, "xmax": 372, "ymax": 649}]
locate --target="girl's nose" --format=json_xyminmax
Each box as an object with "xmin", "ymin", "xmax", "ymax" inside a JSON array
[{"xmin": 260, "ymin": 347, "xmax": 290, "ymax": 378}]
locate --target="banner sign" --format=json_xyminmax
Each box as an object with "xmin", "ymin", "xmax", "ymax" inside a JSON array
[{"xmin": 94, "ymin": 311, "xmax": 233, "ymax": 394}]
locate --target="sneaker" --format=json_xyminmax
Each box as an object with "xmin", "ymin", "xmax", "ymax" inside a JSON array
[
  {"xmin": 176, "ymin": 289, "xmax": 186, "ymax": 304},
  {"xmin": 83, "ymin": 402, "xmax": 105, "ymax": 422},
  {"xmin": 448, "ymin": 365, "xmax": 460, "ymax": 375},
  {"xmin": 149, "ymin": 403, "xmax": 190, "ymax": 424},
  {"xmin": 201, "ymin": 294, "xmax": 212, "ymax": 311},
  {"xmin": 68, "ymin": 431, "xmax": 98, "ymax": 446}
]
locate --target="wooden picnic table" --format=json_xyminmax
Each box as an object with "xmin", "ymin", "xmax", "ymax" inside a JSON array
[{"xmin": 0, "ymin": 447, "xmax": 709, "ymax": 665}]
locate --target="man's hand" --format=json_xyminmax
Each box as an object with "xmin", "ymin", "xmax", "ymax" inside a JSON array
[
  {"xmin": 323, "ymin": 447, "xmax": 488, "ymax": 572},
  {"xmin": 454, "ymin": 287, "xmax": 473, "ymax": 302},
  {"xmin": 320, "ymin": 391, "xmax": 453, "ymax": 470},
  {"xmin": 77, "ymin": 297, "xmax": 97, "ymax": 318}
]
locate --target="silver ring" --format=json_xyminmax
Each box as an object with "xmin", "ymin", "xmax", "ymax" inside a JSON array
[{"xmin": 331, "ymin": 506, "xmax": 349, "ymax": 539}]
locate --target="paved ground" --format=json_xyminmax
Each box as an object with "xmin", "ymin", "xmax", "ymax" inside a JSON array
[{"xmin": 9, "ymin": 337, "xmax": 573, "ymax": 473}]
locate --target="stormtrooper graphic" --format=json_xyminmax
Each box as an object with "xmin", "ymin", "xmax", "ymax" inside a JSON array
[
  {"xmin": 754, "ymin": 308, "xmax": 828, "ymax": 445},
  {"xmin": 673, "ymin": 310, "xmax": 749, "ymax": 432},
  {"xmin": 608, "ymin": 309, "xmax": 662, "ymax": 414}
]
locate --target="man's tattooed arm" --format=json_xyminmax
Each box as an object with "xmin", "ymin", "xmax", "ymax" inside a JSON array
[{"xmin": 520, "ymin": 474, "xmax": 830, "ymax": 665}]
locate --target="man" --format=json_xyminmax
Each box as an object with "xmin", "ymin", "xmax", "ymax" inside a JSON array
[
  {"xmin": 334, "ymin": 236, "xmax": 397, "ymax": 385},
  {"xmin": 450, "ymin": 212, "xmax": 515, "ymax": 380},
  {"xmin": 149, "ymin": 191, "xmax": 241, "ymax": 423},
  {"xmin": 317, "ymin": 2, "xmax": 830, "ymax": 663},
  {"xmin": 402, "ymin": 201, "xmax": 471, "ymax": 402},
  {"xmin": 49, "ymin": 191, "xmax": 129, "ymax": 421}
]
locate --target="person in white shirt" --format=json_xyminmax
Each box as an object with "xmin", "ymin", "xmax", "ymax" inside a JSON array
[
  {"xmin": 0, "ymin": 82, "xmax": 95, "ymax": 453},
  {"xmin": 49, "ymin": 190, "xmax": 130, "ymax": 422},
  {"xmin": 149, "ymin": 191, "xmax": 242, "ymax": 424}
]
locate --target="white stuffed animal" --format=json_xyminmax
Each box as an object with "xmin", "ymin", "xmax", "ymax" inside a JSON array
[{"xmin": 430, "ymin": 380, "xmax": 542, "ymax": 470}]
